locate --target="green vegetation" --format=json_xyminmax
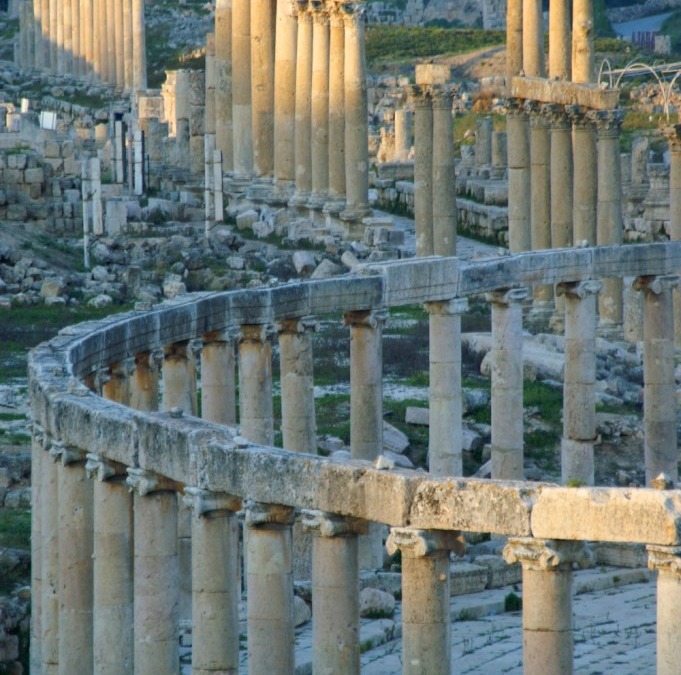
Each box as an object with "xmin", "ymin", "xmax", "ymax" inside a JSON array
[
  {"xmin": 0, "ymin": 509, "xmax": 30, "ymax": 551},
  {"xmin": 504, "ymin": 592, "xmax": 522, "ymax": 612},
  {"xmin": 594, "ymin": 0, "xmax": 616, "ymax": 38},
  {"xmin": 660, "ymin": 11, "xmax": 681, "ymax": 54},
  {"xmin": 366, "ymin": 26, "xmax": 505, "ymax": 65}
]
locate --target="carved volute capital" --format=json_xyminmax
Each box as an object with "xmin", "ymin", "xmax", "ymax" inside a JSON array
[
  {"xmin": 590, "ymin": 109, "xmax": 624, "ymax": 137},
  {"xmin": 556, "ymin": 280, "xmax": 603, "ymax": 300},
  {"xmin": 386, "ymin": 527, "xmax": 465, "ymax": 559},
  {"xmin": 430, "ymin": 85, "xmax": 454, "ymax": 111},
  {"xmin": 300, "ymin": 510, "xmax": 368, "ymax": 537},
  {"xmin": 424, "ymin": 298, "xmax": 468, "ymax": 316},
  {"xmin": 648, "ymin": 545, "xmax": 681, "ymax": 576},
  {"xmin": 85, "ymin": 453, "xmax": 127, "ymax": 482},
  {"xmin": 126, "ymin": 467, "xmax": 180, "ymax": 496},
  {"xmin": 486, "ymin": 287, "xmax": 529, "ymax": 307},
  {"xmin": 183, "ymin": 487, "xmax": 242, "ymax": 518},
  {"xmin": 633, "ymin": 274, "xmax": 680, "ymax": 295},
  {"xmin": 343, "ymin": 308, "xmax": 388, "ymax": 330},
  {"xmin": 276, "ymin": 316, "xmax": 319, "ymax": 336},
  {"xmin": 245, "ymin": 501, "xmax": 296, "ymax": 528},
  {"xmin": 503, "ymin": 537, "xmax": 593, "ymax": 571}
]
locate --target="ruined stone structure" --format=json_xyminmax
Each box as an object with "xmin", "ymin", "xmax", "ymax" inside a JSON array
[
  {"xmin": 29, "ymin": 242, "xmax": 681, "ymax": 674},
  {"xmin": 16, "ymin": 0, "xmax": 147, "ymax": 91}
]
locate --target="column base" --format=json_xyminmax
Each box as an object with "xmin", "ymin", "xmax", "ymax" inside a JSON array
[
  {"xmin": 269, "ymin": 180, "xmax": 295, "ymax": 207},
  {"xmin": 227, "ymin": 174, "xmax": 252, "ymax": 195},
  {"xmin": 246, "ymin": 177, "xmax": 274, "ymax": 203},
  {"xmin": 340, "ymin": 207, "xmax": 373, "ymax": 240},
  {"xmin": 306, "ymin": 191, "xmax": 328, "ymax": 211},
  {"xmin": 323, "ymin": 197, "xmax": 346, "ymax": 218}
]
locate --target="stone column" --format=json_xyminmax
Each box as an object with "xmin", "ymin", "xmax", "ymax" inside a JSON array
[
  {"xmin": 42, "ymin": 0, "xmax": 50, "ymax": 71},
  {"xmin": 569, "ymin": 106, "xmax": 597, "ymax": 246},
  {"xmin": 132, "ymin": 0, "xmax": 146, "ymax": 90},
  {"xmin": 572, "ymin": 0, "xmax": 594, "ymax": 84},
  {"xmin": 30, "ymin": 425, "xmax": 44, "ymax": 674},
  {"xmin": 85, "ymin": 455, "xmax": 133, "ymax": 675},
  {"xmin": 411, "ymin": 84, "xmax": 433, "ymax": 257},
  {"xmin": 489, "ymin": 288, "xmax": 528, "ymax": 480},
  {"xmin": 278, "ymin": 317, "xmax": 317, "ymax": 454},
  {"xmin": 162, "ymin": 340, "xmax": 198, "ymax": 416},
  {"xmin": 326, "ymin": 4, "xmax": 346, "ymax": 213},
  {"xmin": 506, "ymin": 0, "xmax": 523, "ymax": 93},
  {"xmin": 522, "ymin": 0, "xmax": 545, "ymax": 78},
  {"xmin": 98, "ymin": 0, "xmax": 108, "ymax": 81},
  {"xmin": 549, "ymin": 105, "xmax": 573, "ymax": 330},
  {"xmin": 105, "ymin": 0, "xmax": 115, "ymax": 82},
  {"xmin": 42, "ymin": 440, "xmax": 59, "ymax": 675},
  {"xmin": 130, "ymin": 351, "xmax": 159, "ymax": 412},
  {"xmin": 667, "ymin": 126, "xmax": 681, "ymax": 344},
  {"xmin": 291, "ymin": 1, "xmax": 312, "ymax": 207},
  {"xmin": 215, "ymin": 0, "xmax": 233, "ymax": 170},
  {"xmin": 647, "ymin": 545, "xmax": 681, "ymax": 675},
  {"xmin": 184, "ymin": 488, "xmax": 242, "ymax": 675},
  {"xmin": 504, "ymin": 538, "xmax": 592, "ymax": 675},
  {"xmin": 635, "ymin": 275, "xmax": 679, "ymax": 485},
  {"xmin": 507, "ymin": 99, "xmax": 531, "ymax": 253},
  {"xmin": 528, "ymin": 103, "xmax": 553, "ymax": 323},
  {"xmin": 245, "ymin": 502, "xmax": 295, "ymax": 675},
  {"xmin": 49, "ymin": 0, "xmax": 57, "ymax": 73},
  {"xmin": 101, "ymin": 360, "xmax": 132, "ymax": 406},
  {"xmin": 238, "ymin": 324, "xmax": 274, "ymax": 445},
  {"xmin": 387, "ymin": 528, "xmax": 465, "ymax": 675},
  {"xmin": 33, "ymin": 0, "xmax": 45, "ymax": 69},
  {"xmin": 426, "ymin": 299, "xmax": 467, "ymax": 477},
  {"xmin": 341, "ymin": 2, "xmax": 370, "ymax": 223},
  {"xmin": 113, "ymin": 0, "xmax": 124, "ymax": 87},
  {"xmin": 273, "ymin": 0, "xmax": 297, "ymax": 191},
  {"xmin": 92, "ymin": 0, "xmax": 100, "ymax": 78},
  {"xmin": 302, "ymin": 512, "xmax": 365, "ymax": 674},
  {"xmin": 71, "ymin": 0, "xmax": 80, "ymax": 76},
  {"xmin": 123, "ymin": 0, "xmax": 132, "ymax": 88},
  {"xmin": 126, "ymin": 469, "xmax": 180, "ymax": 675},
  {"xmin": 475, "ymin": 116, "xmax": 493, "ymax": 168},
  {"xmin": 491, "ymin": 130, "xmax": 507, "ymax": 179},
  {"xmin": 394, "ymin": 108, "xmax": 411, "ymax": 163},
  {"xmin": 251, "ymin": 0, "xmax": 275, "ymax": 179},
  {"xmin": 63, "ymin": 0, "xmax": 73, "ymax": 75},
  {"xmin": 232, "ymin": 0, "xmax": 253, "ymax": 179},
  {"xmin": 595, "ymin": 110, "xmax": 624, "ymax": 336},
  {"xmin": 432, "ymin": 86, "xmax": 457, "ymax": 257},
  {"xmin": 558, "ymin": 280, "xmax": 601, "ymax": 486},
  {"xmin": 201, "ymin": 331, "xmax": 237, "ymax": 426},
  {"xmin": 57, "ymin": 446, "xmax": 94, "ymax": 674},
  {"xmin": 308, "ymin": 4, "xmax": 330, "ymax": 209},
  {"xmin": 345, "ymin": 308, "xmax": 386, "ymax": 569},
  {"xmin": 549, "ymin": 0, "xmax": 571, "ymax": 80}
]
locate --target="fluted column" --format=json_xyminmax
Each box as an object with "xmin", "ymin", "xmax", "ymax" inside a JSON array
[
  {"xmin": 49, "ymin": 0, "xmax": 58, "ymax": 73},
  {"xmin": 308, "ymin": 4, "xmax": 330, "ymax": 209},
  {"xmin": 504, "ymin": 539, "xmax": 592, "ymax": 675},
  {"xmin": 647, "ymin": 545, "xmax": 681, "ymax": 675},
  {"xmin": 93, "ymin": 0, "xmax": 102, "ymax": 79},
  {"xmin": 132, "ymin": 0, "xmax": 146, "ymax": 90},
  {"xmin": 432, "ymin": 86, "xmax": 457, "ymax": 256},
  {"xmin": 232, "ymin": 0, "xmax": 253, "ymax": 178},
  {"xmin": 489, "ymin": 288, "xmax": 528, "ymax": 480},
  {"xmin": 595, "ymin": 110, "xmax": 625, "ymax": 336},
  {"xmin": 507, "ymin": 99, "xmax": 531, "ymax": 253},
  {"xmin": 85, "ymin": 455, "xmax": 133, "ymax": 675},
  {"xmin": 341, "ymin": 2, "xmax": 370, "ymax": 222},
  {"xmin": 105, "ymin": 0, "xmax": 115, "ymax": 82},
  {"xmin": 162, "ymin": 341, "xmax": 198, "ymax": 416},
  {"xmin": 215, "ymin": 0, "xmax": 233, "ymax": 170},
  {"xmin": 278, "ymin": 317, "xmax": 317, "ymax": 454},
  {"xmin": 201, "ymin": 331, "xmax": 237, "ymax": 426},
  {"xmin": 506, "ymin": 0, "xmax": 523, "ymax": 94},
  {"xmin": 245, "ymin": 503, "xmax": 295, "ymax": 675},
  {"xmin": 41, "ymin": 0, "xmax": 50, "ymax": 70},
  {"xmin": 184, "ymin": 489, "xmax": 242, "ymax": 675},
  {"xmin": 56, "ymin": 445, "xmax": 94, "ymax": 675},
  {"xmin": 635, "ymin": 274, "xmax": 679, "ymax": 485},
  {"xmin": 251, "ymin": 0, "xmax": 275, "ymax": 179},
  {"xmin": 122, "ymin": 0, "xmax": 132, "ymax": 88},
  {"xmin": 522, "ymin": 0, "xmax": 544, "ymax": 77},
  {"xmin": 33, "ymin": 0, "xmax": 45, "ymax": 69},
  {"xmin": 302, "ymin": 511, "xmax": 365, "ymax": 675},
  {"xmin": 71, "ymin": 0, "xmax": 80, "ymax": 76},
  {"xmin": 238, "ymin": 324, "xmax": 274, "ymax": 445},
  {"xmin": 572, "ymin": 0, "xmax": 594, "ymax": 83},
  {"xmin": 82, "ymin": 0, "xmax": 93, "ymax": 77},
  {"xmin": 326, "ymin": 4, "xmax": 346, "ymax": 213},
  {"xmin": 569, "ymin": 106, "xmax": 597, "ymax": 246},
  {"xmin": 426, "ymin": 299, "xmax": 467, "ymax": 477},
  {"xmin": 291, "ymin": 1, "xmax": 312, "ymax": 206},
  {"xmin": 113, "ymin": 0, "xmax": 124, "ymax": 87},
  {"xmin": 558, "ymin": 280, "xmax": 601, "ymax": 486},
  {"xmin": 273, "ymin": 0, "xmax": 297, "ymax": 190},
  {"xmin": 411, "ymin": 85, "xmax": 433, "ymax": 257},
  {"xmin": 387, "ymin": 528, "xmax": 465, "ymax": 675},
  {"xmin": 126, "ymin": 469, "xmax": 180, "ymax": 675},
  {"xmin": 41, "ymin": 439, "xmax": 59, "ymax": 675}
]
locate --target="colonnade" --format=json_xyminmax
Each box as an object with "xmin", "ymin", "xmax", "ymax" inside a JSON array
[
  {"xmin": 506, "ymin": 0, "xmax": 624, "ymax": 335},
  {"xmin": 17, "ymin": 0, "xmax": 146, "ymax": 91},
  {"xmin": 213, "ymin": 0, "xmax": 370, "ymax": 223}
]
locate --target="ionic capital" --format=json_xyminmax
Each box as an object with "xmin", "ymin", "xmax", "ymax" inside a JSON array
[
  {"xmin": 183, "ymin": 487, "xmax": 242, "ymax": 518},
  {"xmin": 386, "ymin": 527, "xmax": 465, "ymax": 559},
  {"xmin": 245, "ymin": 501, "xmax": 296, "ymax": 528},
  {"xmin": 239, "ymin": 323, "xmax": 271, "ymax": 344},
  {"xmin": 49, "ymin": 441, "xmax": 85, "ymax": 466},
  {"xmin": 424, "ymin": 298, "xmax": 468, "ymax": 316},
  {"xmin": 633, "ymin": 274, "xmax": 680, "ymax": 295},
  {"xmin": 343, "ymin": 308, "xmax": 388, "ymax": 329},
  {"xmin": 648, "ymin": 545, "xmax": 681, "ymax": 576},
  {"xmin": 202, "ymin": 327, "xmax": 240, "ymax": 346},
  {"xmin": 85, "ymin": 453, "xmax": 126, "ymax": 482},
  {"xmin": 300, "ymin": 510, "xmax": 368, "ymax": 537},
  {"xmin": 590, "ymin": 109, "xmax": 624, "ymax": 136},
  {"xmin": 276, "ymin": 316, "xmax": 319, "ymax": 336},
  {"xmin": 486, "ymin": 287, "xmax": 529, "ymax": 307},
  {"xmin": 556, "ymin": 279, "xmax": 603, "ymax": 299},
  {"xmin": 151, "ymin": 348, "xmax": 165, "ymax": 368},
  {"xmin": 126, "ymin": 467, "xmax": 180, "ymax": 496},
  {"xmin": 503, "ymin": 537, "xmax": 593, "ymax": 571}
]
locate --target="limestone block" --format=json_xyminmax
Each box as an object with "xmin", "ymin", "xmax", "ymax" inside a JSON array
[
  {"xmin": 593, "ymin": 542, "xmax": 648, "ymax": 568},
  {"xmin": 44, "ymin": 141, "xmax": 60, "ymax": 158},
  {"xmin": 63, "ymin": 157, "xmax": 82, "ymax": 176},
  {"xmin": 6, "ymin": 154, "xmax": 17, "ymax": 169},
  {"xmin": 449, "ymin": 562, "xmax": 488, "ymax": 596},
  {"xmin": 359, "ymin": 587, "xmax": 395, "ymax": 617},
  {"xmin": 293, "ymin": 596, "xmax": 311, "ymax": 627},
  {"xmin": 6, "ymin": 204, "xmax": 26, "ymax": 220},
  {"xmin": 474, "ymin": 554, "xmax": 522, "ymax": 588},
  {"xmin": 511, "ymin": 76, "xmax": 619, "ymax": 109},
  {"xmin": 405, "ymin": 406, "xmax": 429, "ymax": 426},
  {"xmin": 311, "ymin": 259, "xmax": 343, "ymax": 279},
  {"xmin": 415, "ymin": 64, "xmax": 450, "ymax": 86},
  {"xmin": 40, "ymin": 276, "xmax": 65, "ymax": 298},
  {"xmin": 24, "ymin": 168, "xmax": 44, "ymax": 184},
  {"xmin": 383, "ymin": 422, "xmax": 409, "ymax": 455},
  {"xmin": 236, "ymin": 209, "xmax": 258, "ymax": 231},
  {"xmin": 163, "ymin": 274, "xmax": 187, "ymax": 299},
  {"xmin": 3, "ymin": 169, "xmax": 21, "ymax": 185},
  {"xmin": 61, "ymin": 141, "xmax": 74, "ymax": 158},
  {"xmin": 87, "ymin": 294, "xmax": 113, "ymax": 308},
  {"xmin": 292, "ymin": 251, "xmax": 316, "ymax": 276},
  {"xmin": 105, "ymin": 200, "xmax": 128, "ymax": 236}
]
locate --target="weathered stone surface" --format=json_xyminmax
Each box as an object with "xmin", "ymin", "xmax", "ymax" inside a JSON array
[{"xmin": 359, "ymin": 587, "xmax": 395, "ymax": 618}]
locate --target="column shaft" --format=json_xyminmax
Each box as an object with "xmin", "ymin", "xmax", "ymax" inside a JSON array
[
  {"xmin": 71, "ymin": 0, "xmax": 80, "ymax": 76},
  {"xmin": 30, "ymin": 428, "xmax": 43, "ymax": 673},
  {"xmin": 549, "ymin": 0, "xmax": 571, "ymax": 80},
  {"xmin": 327, "ymin": 7, "xmax": 346, "ymax": 208},
  {"xmin": 41, "ymin": 452, "xmax": 59, "ymax": 675},
  {"xmin": 238, "ymin": 325, "xmax": 274, "ymax": 445},
  {"xmin": 648, "ymin": 547, "xmax": 681, "ymax": 675},
  {"xmin": 251, "ymin": 0, "xmax": 275, "ymax": 178},
  {"xmin": 132, "ymin": 0, "xmax": 146, "ymax": 90},
  {"xmin": 201, "ymin": 336, "xmax": 237, "ymax": 425},
  {"xmin": 49, "ymin": 0, "xmax": 57, "ymax": 72},
  {"xmin": 292, "ymin": 5, "xmax": 312, "ymax": 204},
  {"xmin": 82, "ymin": 0, "xmax": 93, "ymax": 77},
  {"xmin": 130, "ymin": 352, "xmax": 159, "ymax": 412},
  {"xmin": 432, "ymin": 88, "xmax": 456, "ymax": 256},
  {"xmin": 114, "ymin": 0, "xmax": 124, "ymax": 87},
  {"xmin": 162, "ymin": 341, "xmax": 197, "ymax": 416},
  {"xmin": 550, "ymin": 109, "xmax": 573, "ymax": 251},
  {"xmin": 490, "ymin": 289, "xmax": 527, "ymax": 480},
  {"xmin": 572, "ymin": 0, "xmax": 594, "ymax": 83},
  {"xmin": 571, "ymin": 112, "xmax": 597, "ymax": 245},
  {"xmin": 522, "ymin": 0, "xmax": 544, "ymax": 77},
  {"xmin": 670, "ymin": 139, "xmax": 681, "ymax": 343},
  {"xmin": 215, "ymin": 0, "xmax": 233, "ymax": 170},
  {"xmin": 309, "ymin": 7, "xmax": 330, "ymax": 207},
  {"xmin": 232, "ymin": 0, "xmax": 253, "ymax": 177},
  {"xmin": 506, "ymin": 0, "xmax": 523, "ymax": 93},
  {"xmin": 507, "ymin": 104, "xmax": 531, "ymax": 253},
  {"xmin": 412, "ymin": 89, "xmax": 433, "ymax": 257}
]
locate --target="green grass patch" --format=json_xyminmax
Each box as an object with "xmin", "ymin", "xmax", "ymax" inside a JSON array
[
  {"xmin": 366, "ymin": 26, "xmax": 505, "ymax": 65},
  {"xmin": 524, "ymin": 381, "xmax": 563, "ymax": 426},
  {"xmin": 0, "ymin": 413, "xmax": 27, "ymax": 422},
  {"xmin": 660, "ymin": 10, "xmax": 681, "ymax": 54},
  {"xmin": 0, "ymin": 509, "xmax": 31, "ymax": 550}
]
